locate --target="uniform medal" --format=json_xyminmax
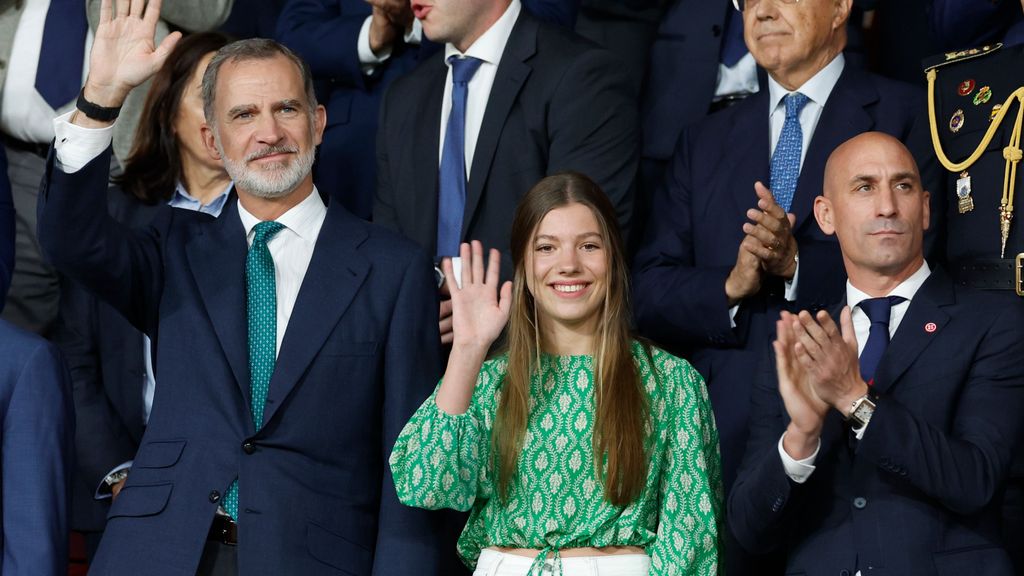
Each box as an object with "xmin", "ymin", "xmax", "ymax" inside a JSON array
[
  {"xmin": 958, "ymin": 79, "xmax": 975, "ymax": 96},
  {"xmin": 956, "ymin": 171, "xmax": 974, "ymax": 213},
  {"xmin": 991, "ymin": 104, "xmax": 1003, "ymax": 121},
  {"xmin": 973, "ymin": 86, "xmax": 992, "ymax": 105},
  {"xmin": 949, "ymin": 109, "xmax": 965, "ymax": 133}
]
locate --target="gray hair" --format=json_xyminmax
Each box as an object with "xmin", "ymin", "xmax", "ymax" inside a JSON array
[{"xmin": 201, "ymin": 38, "xmax": 318, "ymax": 127}]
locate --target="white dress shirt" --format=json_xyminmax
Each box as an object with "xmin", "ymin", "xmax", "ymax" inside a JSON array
[
  {"xmin": 779, "ymin": 261, "xmax": 932, "ymax": 482},
  {"xmin": 766, "ymin": 53, "xmax": 845, "ymax": 167},
  {"xmin": 1, "ymin": 0, "xmax": 92, "ymax": 142},
  {"xmin": 438, "ymin": 0, "xmax": 521, "ymax": 177},
  {"xmin": 714, "ymin": 52, "xmax": 759, "ymax": 101}
]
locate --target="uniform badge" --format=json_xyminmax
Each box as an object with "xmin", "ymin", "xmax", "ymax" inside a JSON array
[
  {"xmin": 991, "ymin": 103, "xmax": 1003, "ymax": 121},
  {"xmin": 956, "ymin": 171, "xmax": 974, "ymax": 213},
  {"xmin": 973, "ymin": 86, "xmax": 992, "ymax": 105},
  {"xmin": 949, "ymin": 108, "xmax": 965, "ymax": 133},
  {"xmin": 958, "ymin": 79, "xmax": 975, "ymax": 96}
]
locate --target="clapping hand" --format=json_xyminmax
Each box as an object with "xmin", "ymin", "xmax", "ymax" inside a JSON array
[
  {"xmin": 788, "ymin": 308, "xmax": 867, "ymax": 417},
  {"xmin": 82, "ymin": 0, "xmax": 181, "ymax": 112},
  {"xmin": 742, "ymin": 182, "xmax": 799, "ymax": 279},
  {"xmin": 775, "ymin": 311, "xmax": 829, "ymax": 459}
]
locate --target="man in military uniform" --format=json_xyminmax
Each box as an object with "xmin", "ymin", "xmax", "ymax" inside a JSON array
[{"xmin": 923, "ymin": 11, "xmax": 1024, "ymax": 567}]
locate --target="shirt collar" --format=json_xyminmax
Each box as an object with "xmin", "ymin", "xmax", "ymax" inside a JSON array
[
  {"xmin": 443, "ymin": 0, "xmax": 521, "ymax": 67},
  {"xmin": 168, "ymin": 180, "xmax": 233, "ymax": 217},
  {"xmin": 767, "ymin": 53, "xmax": 846, "ymax": 117},
  {"xmin": 846, "ymin": 260, "xmax": 931, "ymax": 310},
  {"xmin": 236, "ymin": 186, "xmax": 327, "ymax": 243}
]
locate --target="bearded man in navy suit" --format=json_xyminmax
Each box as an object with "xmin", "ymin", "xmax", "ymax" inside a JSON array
[{"xmin": 37, "ymin": 0, "xmax": 443, "ymax": 573}]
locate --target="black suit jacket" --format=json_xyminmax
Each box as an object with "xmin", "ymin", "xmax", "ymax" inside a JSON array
[
  {"xmin": 729, "ymin": 268, "xmax": 1024, "ymax": 576},
  {"xmin": 374, "ymin": 11, "xmax": 637, "ymax": 271}
]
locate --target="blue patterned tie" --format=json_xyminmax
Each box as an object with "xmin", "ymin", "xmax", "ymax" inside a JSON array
[
  {"xmin": 437, "ymin": 56, "xmax": 483, "ymax": 258},
  {"xmin": 224, "ymin": 220, "xmax": 285, "ymax": 519},
  {"xmin": 857, "ymin": 296, "xmax": 906, "ymax": 386},
  {"xmin": 35, "ymin": 0, "xmax": 88, "ymax": 109},
  {"xmin": 769, "ymin": 92, "xmax": 810, "ymax": 213}
]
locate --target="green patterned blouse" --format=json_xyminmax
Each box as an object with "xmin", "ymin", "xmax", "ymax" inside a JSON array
[{"xmin": 389, "ymin": 342, "xmax": 722, "ymax": 575}]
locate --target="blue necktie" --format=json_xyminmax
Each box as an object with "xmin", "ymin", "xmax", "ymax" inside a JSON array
[
  {"xmin": 437, "ymin": 56, "xmax": 483, "ymax": 258},
  {"xmin": 769, "ymin": 92, "xmax": 810, "ymax": 213},
  {"xmin": 720, "ymin": 6, "xmax": 747, "ymax": 67},
  {"xmin": 35, "ymin": 0, "xmax": 88, "ymax": 109},
  {"xmin": 857, "ymin": 296, "xmax": 906, "ymax": 386},
  {"xmin": 224, "ymin": 220, "xmax": 285, "ymax": 520}
]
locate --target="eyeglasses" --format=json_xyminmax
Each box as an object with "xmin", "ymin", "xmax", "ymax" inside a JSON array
[{"xmin": 732, "ymin": 0, "xmax": 802, "ymax": 11}]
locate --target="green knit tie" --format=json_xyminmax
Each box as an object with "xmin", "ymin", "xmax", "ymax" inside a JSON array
[{"xmin": 224, "ymin": 220, "xmax": 285, "ymax": 520}]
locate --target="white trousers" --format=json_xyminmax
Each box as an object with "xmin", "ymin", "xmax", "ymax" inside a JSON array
[{"xmin": 472, "ymin": 549, "xmax": 651, "ymax": 576}]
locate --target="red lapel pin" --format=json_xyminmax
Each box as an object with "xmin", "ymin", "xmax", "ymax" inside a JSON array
[{"xmin": 924, "ymin": 322, "xmax": 937, "ymax": 333}]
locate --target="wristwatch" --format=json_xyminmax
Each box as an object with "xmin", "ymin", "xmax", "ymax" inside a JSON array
[
  {"xmin": 103, "ymin": 468, "xmax": 129, "ymax": 488},
  {"xmin": 847, "ymin": 394, "xmax": 877, "ymax": 429}
]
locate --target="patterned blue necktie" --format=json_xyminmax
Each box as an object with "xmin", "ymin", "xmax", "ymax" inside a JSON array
[
  {"xmin": 437, "ymin": 55, "xmax": 483, "ymax": 258},
  {"xmin": 857, "ymin": 296, "xmax": 906, "ymax": 386},
  {"xmin": 35, "ymin": 0, "xmax": 88, "ymax": 109},
  {"xmin": 224, "ymin": 220, "xmax": 285, "ymax": 520},
  {"xmin": 769, "ymin": 92, "xmax": 810, "ymax": 213}
]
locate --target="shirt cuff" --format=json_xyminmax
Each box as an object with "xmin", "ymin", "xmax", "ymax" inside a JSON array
[
  {"xmin": 53, "ymin": 110, "xmax": 114, "ymax": 173},
  {"xmin": 728, "ymin": 303, "xmax": 740, "ymax": 328},
  {"xmin": 94, "ymin": 461, "xmax": 133, "ymax": 500},
  {"xmin": 784, "ymin": 257, "xmax": 800, "ymax": 301},
  {"xmin": 358, "ymin": 15, "xmax": 393, "ymax": 75},
  {"xmin": 778, "ymin": 432, "xmax": 819, "ymax": 484}
]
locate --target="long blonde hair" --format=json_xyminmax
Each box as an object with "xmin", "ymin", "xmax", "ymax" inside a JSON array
[{"xmin": 495, "ymin": 172, "xmax": 648, "ymax": 507}]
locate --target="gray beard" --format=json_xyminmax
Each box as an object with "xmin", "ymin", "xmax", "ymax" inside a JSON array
[{"xmin": 219, "ymin": 144, "xmax": 315, "ymax": 200}]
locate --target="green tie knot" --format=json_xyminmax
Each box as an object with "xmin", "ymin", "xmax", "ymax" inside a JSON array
[{"xmin": 252, "ymin": 220, "xmax": 285, "ymax": 246}]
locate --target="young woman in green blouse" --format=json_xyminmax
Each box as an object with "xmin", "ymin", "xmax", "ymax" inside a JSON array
[{"xmin": 390, "ymin": 173, "xmax": 722, "ymax": 575}]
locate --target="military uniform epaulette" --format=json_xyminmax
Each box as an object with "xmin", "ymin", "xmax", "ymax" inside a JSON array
[{"xmin": 922, "ymin": 43, "xmax": 1002, "ymax": 72}]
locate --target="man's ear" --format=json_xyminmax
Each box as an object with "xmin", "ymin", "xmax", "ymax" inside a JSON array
[
  {"xmin": 201, "ymin": 123, "xmax": 221, "ymax": 160},
  {"xmin": 313, "ymin": 104, "xmax": 327, "ymax": 146},
  {"xmin": 814, "ymin": 195, "xmax": 835, "ymax": 236}
]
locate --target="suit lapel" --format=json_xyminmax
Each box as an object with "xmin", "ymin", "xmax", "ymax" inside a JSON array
[
  {"xmin": 462, "ymin": 14, "xmax": 535, "ymax": 238},
  {"xmin": 790, "ymin": 65, "xmax": 876, "ymax": 232},
  {"xmin": 872, "ymin": 270, "xmax": 953, "ymax": 395},
  {"xmin": 186, "ymin": 197, "xmax": 251, "ymax": 405},
  {"xmin": 260, "ymin": 206, "xmax": 370, "ymax": 427},
  {"xmin": 410, "ymin": 62, "xmax": 447, "ymax": 256},
  {"xmin": 728, "ymin": 92, "xmax": 772, "ymax": 214}
]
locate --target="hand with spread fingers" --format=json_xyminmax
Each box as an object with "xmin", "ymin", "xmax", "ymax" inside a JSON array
[
  {"xmin": 742, "ymin": 182, "xmax": 799, "ymax": 279},
  {"xmin": 435, "ymin": 241, "xmax": 512, "ymax": 415},
  {"xmin": 788, "ymin": 307, "xmax": 868, "ymax": 417},
  {"xmin": 82, "ymin": 0, "xmax": 182, "ymax": 114},
  {"xmin": 774, "ymin": 311, "xmax": 830, "ymax": 459}
]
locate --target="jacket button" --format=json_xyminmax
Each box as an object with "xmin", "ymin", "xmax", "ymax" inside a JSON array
[
  {"xmin": 209, "ymin": 490, "xmax": 221, "ymax": 503},
  {"xmin": 840, "ymin": 570, "xmax": 851, "ymax": 576},
  {"xmin": 242, "ymin": 440, "xmax": 256, "ymax": 454},
  {"xmin": 853, "ymin": 497, "xmax": 867, "ymax": 509}
]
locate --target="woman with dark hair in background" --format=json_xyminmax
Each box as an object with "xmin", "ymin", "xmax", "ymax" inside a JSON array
[
  {"xmin": 390, "ymin": 172, "xmax": 722, "ymax": 575},
  {"xmin": 53, "ymin": 31, "xmax": 233, "ymax": 561}
]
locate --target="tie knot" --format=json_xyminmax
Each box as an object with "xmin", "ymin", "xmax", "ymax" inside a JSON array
[
  {"xmin": 252, "ymin": 221, "xmax": 285, "ymax": 246},
  {"xmin": 784, "ymin": 92, "xmax": 809, "ymax": 119},
  {"xmin": 858, "ymin": 296, "xmax": 907, "ymax": 324},
  {"xmin": 448, "ymin": 56, "xmax": 483, "ymax": 85}
]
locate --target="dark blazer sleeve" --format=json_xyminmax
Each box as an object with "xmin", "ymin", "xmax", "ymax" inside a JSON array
[
  {"xmin": 372, "ymin": 248, "xmax": 445, "ymax": 576},
  {"xmin": 2, "ymin": 335, "xmax": 73, "ymax": 575},
  {"xmin": 37, "ymin": 147, "xmax": 164, "ymax": 336},
  {"xmin": 632, "ymin": 129, "xmax": 741, "ymax": 351},
  {"xmin": 0, "ymin": 146, "xmax": 14, "ymax": 308},
  {"xmin": 856, "ymin": 305, "xmax": 1024, "ymax": 515},
  {"xmin": 545, "ymin": 46, "xmax": 638, "ymax": 240},
  {"xmin": 522, "ymin": 0, "xmax": 579, "ymax": 28},
  {"xmin": 276, "ymin": 0, "xmax": 370, "ymax": 91},
  {"xmin": 51, "ymin": 280, "xmax": 140, "ymax": 492}
]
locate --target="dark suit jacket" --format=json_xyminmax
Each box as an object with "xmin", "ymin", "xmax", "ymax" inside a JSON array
[
  {"xmin": 51, "ymin": 189, "xmax": 164, "ymax": 533},
  {"xmin": 38, "ymin": 148, "xmax": 444, "ymax": 575},
  {"xmin": 0, "ymin": 145, "xmax": 12, "ymax": 309},
  {"xmin": 632, "ymin": 62, "xmax": 945, "ymax": 490},
  {"xmin": 278, "ymin": 0, "xmax": 580, "ymax": 220},
  {"xmin": 374, "ymin": 11, "xmax": 637, "ymax": 271},
  {"xmin": 0, "ymin": 318, "xmax": 74, "ymax": 575},
  {"xmin": 729, "ymin": 269, "xmax": 1024, "ymax": 576}
]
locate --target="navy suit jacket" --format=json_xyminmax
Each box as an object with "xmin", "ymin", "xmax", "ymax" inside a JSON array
[
  {"xmin": 729, "ymin": 269, "xmax": 1024, "ymax": 576},
  {"xmin": 51, "ymin": 190, "xmax": 165, "ymax": 533},
  {"xmin": 0, "ymin": 319, "xmax": 74, "ymax": 575},
  {"xmin": 375, "ymin": 11, "xmax": 637, "ymax": 273},
  {"xmin": 38, "ymin": 148, "xmax": 444, "ymax": 575},
  {"xmin": 633, "ymin": 62, "xmax": 944, "ymax": 490},
  {"xmin": 0, "ymin": 145, "xmax": 13, "ymax": 309}
]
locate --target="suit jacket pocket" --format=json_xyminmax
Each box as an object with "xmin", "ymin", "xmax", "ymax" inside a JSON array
[
  {"xmin": 307, "ymin": 521, "xmax": 373, "ymax": 574},
  {"xmin": 107, "ymin": 482, "xmax": 172, "ymax": 519},
  {"xmin": 934, "ymin": 545, "xmax": 1014, "ymax": 575},
  {"xmin": 134, "ymin": 439, "xmax": 186, "ymax": 468}
]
